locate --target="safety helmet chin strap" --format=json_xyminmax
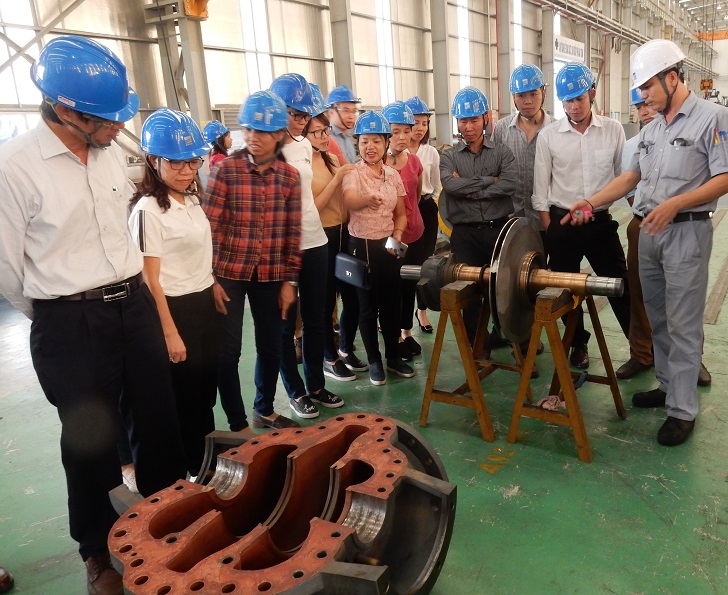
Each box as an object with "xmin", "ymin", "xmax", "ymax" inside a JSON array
[
  {"xmin": 515, "ymin": 88, "xmax": 546, "ymax": 121},
  {"xmin": 247, "ymin": 137, "xmax": 285, "ymax": 167},
  {"xmin": 334, "ymin": 105, "xmax": 354, "ymax": 131},
  {"xmin": 656, "ymin": 68, "xmax": 679, "ymax": 115},
  {"xmin": 567, "ymin": 89, "xmax": 594, "ymax": 126},
  {"xmin": 361, "ymin": 138, "xmax": 389, "ymax": 166},
  {"xmin": 285, "ymin": 127, "xmax": 307, "ymax": 142},
  {"xmin": 51, "ymin": 101, "xmax": 112, "ymax": 149}
]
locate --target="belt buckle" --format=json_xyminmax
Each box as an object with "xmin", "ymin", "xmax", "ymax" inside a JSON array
[{"xmin": 102, "ymin": 282, "xmax": 131, "ymax": 302}]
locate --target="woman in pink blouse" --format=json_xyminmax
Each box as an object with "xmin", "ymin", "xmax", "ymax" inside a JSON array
[{"xmin": 342, "ymin": 111, "xmax": 412, "ymax": 386}]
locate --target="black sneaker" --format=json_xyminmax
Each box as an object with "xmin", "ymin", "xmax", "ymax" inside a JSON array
[
  {"xmin": 339, "ymin": 350, "xmax": 368, "ymax": 372},
  {"xmin": 369, "ymin": 361, "xmax": 386, "ymax": 385},
  {"xmin": 310, "ymin": 388, "xmax": 345, "ymax": 408},
  {"xmin": 386, "ymin": 359, "xmax": 415, "ymax": 378},
  {"xmin": 323, "ymin": 359, "xmax": 356, "ymax": 381},
  {"xmin": 289, "ymin": 395, "xmax": 319, "ymax": 419}
]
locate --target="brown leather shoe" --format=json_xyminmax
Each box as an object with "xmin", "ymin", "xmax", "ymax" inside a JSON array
[
  {"xmin": 85, "ymin": 552, "xmax": 123, "ymax": 595},
  {"xmin": 569, "ymin": 343, "xmax": 589, "ymax": 369},
  {"xmin": 697, "ymin": 363, "xmax": 711, "ymax": 387},
  {"xmin": 0, "ymin": 567, "xmax": 14, "ymax": 593},
  {"xmin": 657, "ymin": 416, "xmax": 695, "ymax": 446},
  {"xmin": 615, "ymin": 357, "xmax": 653, "ymax": 379}
]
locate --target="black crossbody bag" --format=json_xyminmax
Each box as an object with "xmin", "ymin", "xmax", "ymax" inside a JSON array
[{"xmin": 334, "ymin": 227, "xmax": 371, "ymax": 290}]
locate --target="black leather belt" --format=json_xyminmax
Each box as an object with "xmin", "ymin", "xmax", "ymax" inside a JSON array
[
  {"xmin": 634, "ymin": 211, "xmax": 712, "ymax": 223},
  {"xmin": 458, "ymin": 217, "xmax": 510, "ymax": 229},
  {"xmin": 51, "ymin": 273, "xmax": 144, "ymax": 302},
  {"xmin": 550, "ymin": 205, "xmax": 611, "ymax": 222}
]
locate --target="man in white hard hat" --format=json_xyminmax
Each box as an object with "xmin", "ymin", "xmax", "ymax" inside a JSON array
[{"xmin": 566, "ymin": 39, "xmax": 728, "ymax": 446}]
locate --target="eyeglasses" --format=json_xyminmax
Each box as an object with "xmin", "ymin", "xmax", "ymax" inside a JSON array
[
  {"xmin": 161, "ymin": 157, "xmax": 205, "ymax": 171},
  {"xmin": 307, "ymin": 126, "xmax": 332, "ymax": 139},
  {"xmin": 81, "ymin": 114, "xmax": 123, "ymax": 129},
  {"xmin": 335, "ymin": 107, "xmax": 359, "ymax": 116},
  {"xmin": 287, "ymin": 110, "xmax": 311, "ymax": 122}
]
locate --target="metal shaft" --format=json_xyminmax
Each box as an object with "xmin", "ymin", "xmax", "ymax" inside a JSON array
[{"xmin": 400, "ymin": 262, "xmax": 624, "ymax": 298}]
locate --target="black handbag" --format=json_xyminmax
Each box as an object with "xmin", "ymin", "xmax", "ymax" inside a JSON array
[
  {"xmin": 335, "ymin": 252, "xmax": 371, "ymax": 290},
  {"xmin": 334, "ymin": 225, "xmax": 371, "ymax": 290}
]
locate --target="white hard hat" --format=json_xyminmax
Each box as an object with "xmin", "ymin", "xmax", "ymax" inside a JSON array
[{"xmin": 630, "ymin": 40, "xmax": 685, "ymax": 90}]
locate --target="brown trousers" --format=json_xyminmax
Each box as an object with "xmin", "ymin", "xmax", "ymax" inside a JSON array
[{"xmin": 627, "ymin": 216, "xmax": 654, "ymax": 364}]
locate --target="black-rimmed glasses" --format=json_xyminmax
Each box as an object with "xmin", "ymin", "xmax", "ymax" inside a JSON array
[
  {"xmin": 161, "ymin": 157, "xmax": 205, "ymax": 171},
  {"xmin": 287, "ymin": 110, "xmax": 311, "ymax": 122},
  {"xmin": 307, "ymin": 126, "xmax": 332, "ymax": 139}
]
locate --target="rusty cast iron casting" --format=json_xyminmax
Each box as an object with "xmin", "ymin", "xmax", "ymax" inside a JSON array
[{"xmin": 109, "ymin": 413, "xmax": 456, "ymax": 594}]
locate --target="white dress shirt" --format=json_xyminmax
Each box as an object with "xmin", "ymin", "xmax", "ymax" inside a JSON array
[
  {"xmin": 129, "ymin": 194, "xmax": 214, "ymax": 297},
  {"xmin": 0, "ymin": 119, "xmax": 142, "ymax": 317},
  {"xmin": 415, "ymin": 142, "xmax": 442, "ymax": 198},
  {"xmin": 532, "ymin": 113, "xmax": 625, "ymax": 213}
]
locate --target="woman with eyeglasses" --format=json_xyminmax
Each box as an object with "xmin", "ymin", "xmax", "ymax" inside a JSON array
[
  {"xmin": 128, "ymin": 108, "xmax": 217, "ymax": 477},
  {"xmin": 269, "ymin": 73, "xmax": 345, "ymax": 421},
  {"xmin": 342, "ymin": 110, "xmax": 412, "ymax": 385},
  {"xmin": 303, "ymin": 94, "xmax": 366, "ymax": 383}
]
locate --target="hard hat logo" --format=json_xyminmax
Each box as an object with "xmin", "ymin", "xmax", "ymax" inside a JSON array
[{"xmin": 58, "ymin": 95, "xmax": 76, "ymax": 108}]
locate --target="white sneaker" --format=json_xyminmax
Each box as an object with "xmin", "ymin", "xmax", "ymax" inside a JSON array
[{"xmin": 121, "ymin": 465, "xmax": 139, "ymax": 494}]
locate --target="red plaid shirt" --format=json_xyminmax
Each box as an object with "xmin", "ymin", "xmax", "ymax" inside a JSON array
[{"xmin": 203, "ymin": 151, "xmax": 302, "ymax": 282}]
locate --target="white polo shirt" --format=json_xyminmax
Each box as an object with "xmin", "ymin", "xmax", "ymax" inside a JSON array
[{"xmin": 129, "ymin": 194, "xmax": 214, "ymax": 297}]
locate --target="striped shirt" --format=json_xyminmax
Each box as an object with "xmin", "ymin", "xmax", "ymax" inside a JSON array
[
  {"xmin": 203, "ymin": 151, "xmax": 302, "ymax": 283},
  {"xmin": 493, "ymin": 111, "xmax": 554, "ymax": 224}
]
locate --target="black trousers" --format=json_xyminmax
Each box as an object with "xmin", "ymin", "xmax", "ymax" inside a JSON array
[
  {"xmin": 30, "ymin": 286, "xmax": 186, "ymax": 559},
  {"xmin": 546, "ymin": 214, "xmax": 631, "ymax": 345},
  {"xmin": 349, "ymin": 236, "xmax": 402, "ymax": 364},
  {"xmin": 400, "ymin": 230, "xmax": 433, "ymax": 330},
  {"xmin": 324, "ymin": 225, "xmax": 359, "ymax": 359},
  {"xmin": 166, "ymin": 286, "xmax": 218, "ymax": 476},
  {"xmin": 449, "ymin": 223, "xmax": 504, "ymax": 342},
  {"xmin": 415, "ymin": 197, "xmax": 440, "ymax": 310}
]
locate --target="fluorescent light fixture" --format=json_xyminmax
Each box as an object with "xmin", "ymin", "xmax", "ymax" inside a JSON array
[{"xmin": 678, "ymin": 0, "xmax": 690, "ymax": 4}]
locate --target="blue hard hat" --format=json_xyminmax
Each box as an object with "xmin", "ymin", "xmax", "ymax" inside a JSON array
[
  {"xmin": 140, "ymin": 108, "xmax": 209, "ymax": 160},
  {"xmin": 31, "ymin": 35, "xmax": 139, "ymax": 122},
  {"xmin": 382, "ymin": 101, "xmax": 415, "ymax": 125},
  {"xmin": 404, "ymin": 96, "xmax": 431, "ymax": 115},
  {"xmin": 555, "ymin": 63, "xmax": 595, "ymax": 101},
  {"xmin": 327, "ymin": 85, "xmax": 361, "ymax": 105},
  {"xmin": 238, "ymin": 90, "xmax": 289, "ymax": 131},
  {"xmin": 629, "ymin": 87, "xmax": 644, "ymax": 106},
  {"xmin": 269, "ymin": 73, "xmax": 315, "ymax": 114},
  {"xmin": 309, "ymin": 83, "xmax": 329, "ymax": 117},
  {"xmin": 354, "ymin": 110, "xmax": 391, "ymax": 136},
  {"xmin": 202, "ymin": 120, "xmax": 230, "ymax": 144},
  {"xmin": 451, "ymin": 87, "xmax": 489, "ymax": 118},
  {"xmin": 510, "ymin": 64, "xmax": 546, "ymax": 94}
]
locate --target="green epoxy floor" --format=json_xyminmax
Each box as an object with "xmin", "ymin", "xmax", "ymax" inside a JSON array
[{"xmin": 1, "ymin": 206, "xmax": 727, "ymax": 594}]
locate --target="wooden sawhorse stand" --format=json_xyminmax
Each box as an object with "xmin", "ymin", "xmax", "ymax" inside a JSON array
[
  {"xmin": 506, "ymin": 288, "xmax": 626, "ymax": 462},
  {"xmin": 420, "ymin": 281, "xmax": 532, "ymax": 442}
]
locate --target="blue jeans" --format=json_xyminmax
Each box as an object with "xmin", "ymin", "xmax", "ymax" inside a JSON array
[
  {"xmin": 280, "ymin": 243, "xmax": 328, "ymax": 397},
  {"xmin": 216, "ymin": 276, "xmax": 283, "ymax": 428}
]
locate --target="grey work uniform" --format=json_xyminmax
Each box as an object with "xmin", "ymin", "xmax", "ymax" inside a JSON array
[{"xmin": 628, "ymin": 92, "xmax": 728, "ymax": 421}]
